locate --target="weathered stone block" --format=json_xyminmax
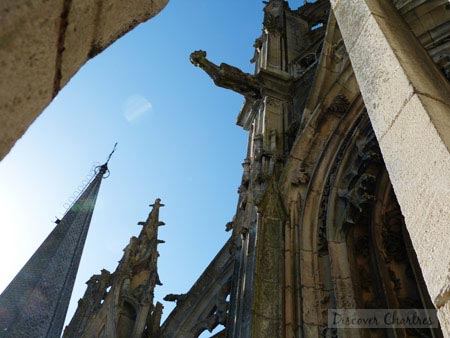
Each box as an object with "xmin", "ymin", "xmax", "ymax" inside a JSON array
[
  {"xmin": 253, "ymin": 280, "xmax": 282, "ymax": 319},
  {"xmin": 300, "ymin": 250, "xmax": 319, "ymax": 288},
  {"xmin": 251, "ymin": 317, "xmax": 280, "ymax": 338},
  {"xmin": 379, "ymin": 93, "xmax": 450, "ymax": 302},
  {"xmin": 302, "ymin": 286, "xmax": 322, "ymax": 325},
  {"xmin": 256, "ymin": 245, "xmax": 281, "ymax": 284},
  {"xmin": 0, "ymin": 0, "xmax": 64, "ymax": 158},
  {"xmin": 61, "ymin": 0, "xmax": 100, "ymax": 86},
  {"xmin": 302, "ymin": 322, "xmax": 320, "ymax": 337},
  {"xmin": 370, "ymin": 17, "xmax": 450, "ymax": 105},
  {"xmin": 333, "ymin": 277, "xmax": 357, "ymax": 309},
  {"xmin": 328, "ymin": 242, "xmax": 352, "ymax": 280},
  {"xmin": 345, "ymin": 14, "xmax": 414, "ymax": 140}
]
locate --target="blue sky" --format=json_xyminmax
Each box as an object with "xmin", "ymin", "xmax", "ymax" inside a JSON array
[{"xmin": 0, "ymin": 0, "xmax": 306, "ymax": 333}]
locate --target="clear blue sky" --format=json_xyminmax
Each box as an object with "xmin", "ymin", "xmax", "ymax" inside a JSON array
[{"xmin": 0, "ymin": 0, "xmax": 305, "ymax": 333}]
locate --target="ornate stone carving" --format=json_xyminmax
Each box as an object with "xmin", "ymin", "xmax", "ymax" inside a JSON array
[
  {"xmin": 251, "ymin": 36, "xmax": 264, "ymax": 64},
  {"xmin": 190, "ymin": 50, "xmax": 262, "ymax": 99},
  {"xmin": 330, "ymin": 40, "xmax": 348, "ymax": 63},
  {"xmin": 238, "ymin": 189, "xmax": 248, "ymax": 204},
  {"xmin": 339, "ymin": 173, "xmax": 376, "ymax": 215},
  {"xmin": 263, "ymin": 13, "xmax": 282, "ymax": 33},
  {"xmin": 191, "ymin": 280, "xmax": 231, "ymax": 336},
  {"xmin": 63, "ymin": 269, "xmax": 113, "ymax": 338},
  {"xmin": 64, "ymin": 200, "xmax": 166, "ymax": 338},
  {"xmin": 253, "ymin": 37, "xmax": 263, "ymax": 50},
  {"xmin": 265, "ymin": 97, "xmax": 282, "ymax": 109},
  {"xmin": 326, "ymin": 95, "xmax": 350, "ymax": 116},
  {"xmin": 317, "ymin": 119, "xmax": 362, "ymax": 255},
  {"xmin": 291, "ymin": 168, "xmax": 309, "ymax": 186},
  {"xmin": 251, "ymin": 134, "xmax": 271, "ymax": 190},
  {"xmin": 337, "ymin": 131, "xmax": 382, "ymax": 231},
  {"xmin": 240, "ymin": 226, "xmax": 249, "ymax": 239},
  {"xmin": 73, "ymin": 269, "xmax": 112, "ymax": 315}
]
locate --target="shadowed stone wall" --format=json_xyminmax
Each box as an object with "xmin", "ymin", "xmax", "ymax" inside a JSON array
[{"xmin": 0, "ymin": 0, "xmax": 168, "ymax": 160}]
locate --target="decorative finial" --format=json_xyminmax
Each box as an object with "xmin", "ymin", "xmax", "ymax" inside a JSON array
[
  {"xmin": 105, "ymin": 142, "xmax": 118, "ymax": 165},
  {"xmin": 98, "ymin": 142, "xmax": 118, "ymax": 176},
  {"xmin": 150, "ymin": 198, "xmax": 165, "ymax": 208}
]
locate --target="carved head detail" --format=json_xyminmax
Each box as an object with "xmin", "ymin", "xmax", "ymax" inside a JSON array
[
  {"xmin": 297, "ymin": 168, "xmax": 310, "ymax": 184},
  {"xmin": 190, "ymin": 50, "xmax": 207, "ymax": 67}
]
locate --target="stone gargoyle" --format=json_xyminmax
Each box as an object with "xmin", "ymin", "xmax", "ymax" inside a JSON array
[
  {"xmin": 163, "ymin": 293, "xmax": 187, "ymax": 305},
  {"xmin": 190, "ymin": 50, "xmax": 262, "ymax": 99}
]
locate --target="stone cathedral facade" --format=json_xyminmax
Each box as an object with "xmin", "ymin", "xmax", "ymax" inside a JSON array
[{"xmin": 64, "ymin": 1, "xmax": 450, "ymax": 337}]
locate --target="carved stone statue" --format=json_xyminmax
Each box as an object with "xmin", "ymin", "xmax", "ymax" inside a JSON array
[{"xmin": 190, "ymin": 50, "xmax": 262, "ymax": 99}]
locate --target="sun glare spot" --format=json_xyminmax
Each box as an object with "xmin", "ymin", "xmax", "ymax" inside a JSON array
[{"xmin": 123, "ymin": 94, "xmax": 153, "ymax": 122}]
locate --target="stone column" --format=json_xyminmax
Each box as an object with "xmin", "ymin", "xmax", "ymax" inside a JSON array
[{"xmin": 331, "ymin": 0, "xmax": 450, "ymax": 334}]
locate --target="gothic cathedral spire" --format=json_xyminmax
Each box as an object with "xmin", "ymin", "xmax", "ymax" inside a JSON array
[{"xmin": 0, "ymin": 162, "xmax": 110, "ymax": 338}]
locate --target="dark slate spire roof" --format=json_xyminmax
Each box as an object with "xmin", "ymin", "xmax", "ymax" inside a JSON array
[{"xmin": 0, "ymin": 163, "xmax": 109, "ymax": 338}]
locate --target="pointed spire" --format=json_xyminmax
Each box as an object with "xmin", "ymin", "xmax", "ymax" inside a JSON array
[
  {"xmin": 63, "ymin": 199, "xmax": 166, "ymax": 338},
  {"xmin": 0, "ymin": 155, "xmax": 112, "ymax": 338}
]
